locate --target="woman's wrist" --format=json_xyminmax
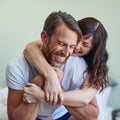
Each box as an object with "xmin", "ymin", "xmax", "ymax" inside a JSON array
[{"xmin": 43, "ymin": 67, "xmax": 58, "ymax": 81}]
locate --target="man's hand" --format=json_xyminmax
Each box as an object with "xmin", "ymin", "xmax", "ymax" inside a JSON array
[
  {"xmin": 45, "ymin": 67, "xmax": 64, "ymax": 105},
  {"xmin": 66, "ymin": 97, "xmax": 99, "ymax": 120}
]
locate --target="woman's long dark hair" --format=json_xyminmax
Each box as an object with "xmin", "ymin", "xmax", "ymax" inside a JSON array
[{"xmin": 78, "ymin": 17, "xmax": 109, "ymax": 91}]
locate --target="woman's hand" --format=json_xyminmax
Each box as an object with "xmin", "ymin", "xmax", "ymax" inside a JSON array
[
  {"xmin": 53, "ymin": 67, "xmax": 63, "ymax": 84},
  {"xmin": 23, "ymin": 83, "xmax": 45, "ymax": 103},
  {"xmin": 44, "ymin": 67, "xmax": 64, "ymax": 105}
]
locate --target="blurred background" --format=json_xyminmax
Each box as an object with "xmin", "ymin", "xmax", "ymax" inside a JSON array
[{"xmin": 0, "ymin": 0, "xmax": 120, "ymax": 110}]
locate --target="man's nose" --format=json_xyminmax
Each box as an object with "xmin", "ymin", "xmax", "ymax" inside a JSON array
[{"xmin": 63, "ymin": 46, "xmax": 72, "ymax": 56}]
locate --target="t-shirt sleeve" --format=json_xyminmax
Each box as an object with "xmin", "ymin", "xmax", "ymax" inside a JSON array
[{"xmin": 6, "ymin": 57, "xmax": 29, "ymax": 90}]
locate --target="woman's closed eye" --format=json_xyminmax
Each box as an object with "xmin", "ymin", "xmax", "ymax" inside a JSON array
[{"xmin": 82, "ymin": 42, "xmax": 90, "ymax": 47}]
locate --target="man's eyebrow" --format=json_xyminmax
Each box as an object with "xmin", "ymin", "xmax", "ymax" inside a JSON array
[{"xmin": 57, "ymin": 40, "xmax": 65, "ymax": 44}]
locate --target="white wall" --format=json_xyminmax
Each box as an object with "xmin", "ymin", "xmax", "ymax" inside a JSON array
[{"xmin": 0, "ymin": 0, "xmax": 120, "ymax": 109}]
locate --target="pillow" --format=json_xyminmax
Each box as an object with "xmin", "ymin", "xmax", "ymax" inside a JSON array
[
  {"xmin": 0, "ymin": 87, "xmax": 8, "ymax": 104},
  {"xmin": 0, "ymin": 87, "xmax": 8, "ymax": 120},
  {"xmin": 108, "ymin": 76, "xmax": 118, "ymax": 87},
  {"xmin": 96, "ymin": 86, "xmax": 112, "ymax": 110},
  {"xmin": 96, "ymin": 86, "xmax": 112, "ymax": 120}
]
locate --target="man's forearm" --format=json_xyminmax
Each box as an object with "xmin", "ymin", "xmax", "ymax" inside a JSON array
[
  {"xmin": 13, "ymin": 102, "xmax": 39, "ymax": 120},
  {"xmin": 66, "ymin": 97, "xmax": 99, "ymax": 120},
  {"xmin": 12, "ymin": 76, "xmax": 44, "ymax": 120},
  {"xmin": 8, "ymin": 88, "xmax": 39, "ymax": 120}
]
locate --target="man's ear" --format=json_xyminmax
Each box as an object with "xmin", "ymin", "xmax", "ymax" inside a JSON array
[{"xmin": 41, "ymin": 31, "xmax": 49, "ymax": 44}]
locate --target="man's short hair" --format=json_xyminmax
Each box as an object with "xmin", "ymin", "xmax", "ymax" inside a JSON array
[{"xmin": 43, "ymin": 11, "xmax": 82, "ymax": 38}]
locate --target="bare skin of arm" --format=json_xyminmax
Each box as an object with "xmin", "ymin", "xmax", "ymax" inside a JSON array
[
  {"xmin": 24, "ymin": 41, "xmax": 99, "ymax": 119},
  {"xmin": 24, "ymin": 69, "xmax": 97, "ymax": 107},
  {"xmin": 24, "ymin": 82, "xmax": 97, "ymax": 106},
  {"xmin": 24, "ymin": 40, "xmax": 63, "ymax": 104},
  {"xmin": 7, "ymin": 75, "xmax": 48, "ymax": 120},
  {"xmin": 8, "ymin": 88, "xmax": 39, "ymax": 120},
  {"xmin": 65, "ymin": 79, "xmax": 99, "ymax": 120},
  {"xmin": 24, "ymin": 75, "xmax": 99, "ymax": 120},
  {"xmin": 67, "ymin": 97, "xmax": 99, "ymax": 120}
]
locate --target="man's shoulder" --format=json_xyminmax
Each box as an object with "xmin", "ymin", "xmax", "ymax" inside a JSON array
[
  {"xmin": 6, "ymin": 55, "xmax": 30, "ymax": 89},
  {"xmin": 6, "ymin": 55, "xmax": 30, "ymax": 74},
  {"xmin": 6, "ymin": 55, "xmax": 38, "ymax": 77},
  {"xmin": 7, "ymin": 55, "xmax": 27, "ymax": 67}
]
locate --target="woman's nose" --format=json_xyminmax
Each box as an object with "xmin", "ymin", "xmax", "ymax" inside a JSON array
[{"xmin": 75, "ymin": 42, "xmax": 81, "ymax": 50}]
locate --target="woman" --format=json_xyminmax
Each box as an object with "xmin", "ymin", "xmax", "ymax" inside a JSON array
[{"xmin": 23, "ymin": 17, "xmax": 108, "ymax": 120}]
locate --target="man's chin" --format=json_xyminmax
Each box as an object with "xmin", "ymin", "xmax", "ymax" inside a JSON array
[
  {"xmin": 51, "ymin": 61, "xmax": 64, "ymax": 68},
  {"xmin": 58, "ymin": 59, "xmax": 66, "ymax": 63}
]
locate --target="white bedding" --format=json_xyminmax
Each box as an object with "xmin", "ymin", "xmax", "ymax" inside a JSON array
[
  {"xmin": 0, "ymin": 87, "xmax": 8, "ymax": 120},
  {"xmin": 97, "ymin": 86, "xmax": 113, "ymax": 120}
]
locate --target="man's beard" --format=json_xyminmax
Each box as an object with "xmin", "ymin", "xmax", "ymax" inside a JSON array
[{"xmin": 45, "ymin": 47, "xmax": 64, "ymax": 68}]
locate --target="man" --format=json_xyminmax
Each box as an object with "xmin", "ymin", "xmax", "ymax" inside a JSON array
[{"xmin": 6, "ymin": 11, "xmax": 83, "ymax": 120}]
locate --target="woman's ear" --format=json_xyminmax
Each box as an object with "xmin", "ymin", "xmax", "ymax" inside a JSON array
[{"xmin": 41, "ymin": 31, "xmax": 49, "ymax": 44}]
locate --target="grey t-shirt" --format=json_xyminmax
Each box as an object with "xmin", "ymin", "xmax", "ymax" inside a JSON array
[{"xmin": 6, "ymin": 55, "xmax": 87, "ymax": 119}]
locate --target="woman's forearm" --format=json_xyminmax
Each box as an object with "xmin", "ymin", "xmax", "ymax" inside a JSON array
[
  {"xmin": 63, "ymin": 78, "xmax": 98, "ymax": 107},
  {"xmin": 24, "ymin": 40, "xmax": 56, "ymax": 78},
  {"xmin": 63, "ymin": 87, "xmax": 97, "ymax": 107},
  {"xmin": 23, "ymin": 41, "xmax": 63, "ymax": 104},
  {"xmin": 25, "ymin": 82, "xmax": 97, "ymax": 107}
]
